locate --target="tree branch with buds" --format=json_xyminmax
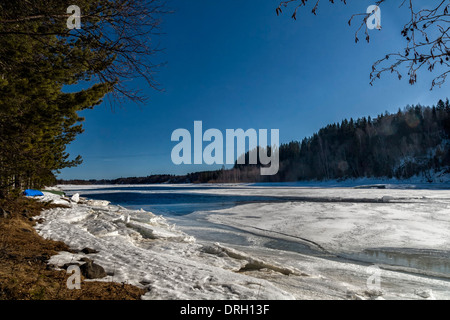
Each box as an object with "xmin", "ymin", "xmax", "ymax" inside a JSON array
[{"xmin": 277, "ymin": 0, "xmax": 450, "ymax": 89}]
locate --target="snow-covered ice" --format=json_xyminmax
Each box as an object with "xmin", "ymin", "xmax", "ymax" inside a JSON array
[
  {"xmin": 205, "ymin": 195, "xmax": 450, "ymax": 254},
  {"xmin": 34, "ymin": 192, "xmax": 294, "ymax": 299},
  {"xmin": 33, "ymin": 185, "xmax": 450, "ymax": 300}
]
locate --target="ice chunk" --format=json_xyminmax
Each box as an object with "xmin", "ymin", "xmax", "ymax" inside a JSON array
[
  {"xmin": 86, "ymin": 199, "xmax": 110, "ymax": 207},
  {"xmin": 126, "ymin": 220, "xmax": 195, "ymax": 242},
  {"xmin": 207, "ymin": 243, "xmax": 306, "ymax": 276},
  {"xmin": 414, "ymin": 289, "xmax": 435, "ymax": 299},
  {"xmin": 71, "ymin": 193, "xmax": 80, "ymax": 203}
]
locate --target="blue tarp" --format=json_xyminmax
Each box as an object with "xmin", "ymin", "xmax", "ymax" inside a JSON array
[{"xmin": 23, "ymin": 189, "xmax": 44, "ymax": 197}]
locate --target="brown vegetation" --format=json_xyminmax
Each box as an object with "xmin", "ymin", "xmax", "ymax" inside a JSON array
[{"xmin": 0, "ymin": 196, "xmax": 146, "ymax": 300}]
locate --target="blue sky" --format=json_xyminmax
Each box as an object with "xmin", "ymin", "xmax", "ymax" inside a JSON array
[{"xmin": 59, "ymin": 0, "xmax": 449, "ymax": 180}]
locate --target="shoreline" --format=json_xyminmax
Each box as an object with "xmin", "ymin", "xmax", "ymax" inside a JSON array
[
  {"xmin": 0, "ymin": 195, "xmax": 145, "ymax": 300},
  {"xmin": 56, "ymin": 172, "xmax": 450, "ymax": 190},
  {"xmin": 33, "ymin": 191, "xmax": 295, "ymax": 299},
  {"xmin": 29, "ymin": 187, "xmax": 450, "ymax": 300}
]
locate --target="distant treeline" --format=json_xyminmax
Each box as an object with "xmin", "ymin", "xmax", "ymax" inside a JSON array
[
  {"xmin": 57, "ymin": 171, "xmax": 225, "ymax": 185},
  {"xmin": 233, "ymin": 99, "xmax": 450, "ymax": 183},
  {"xmin": 59, "ymin": 99, "xmax": 450, "ymax": 185}
]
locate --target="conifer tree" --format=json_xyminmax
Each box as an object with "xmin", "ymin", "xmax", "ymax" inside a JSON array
[{"xmin": 0, "ymin": 0, "xmax": 166, "ymax": 194}]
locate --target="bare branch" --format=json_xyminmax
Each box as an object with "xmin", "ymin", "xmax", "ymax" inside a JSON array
[
  {"xmin": 277, "ymin": 0, "xmax": 450, "ymax": 89},
  {"xmin": 0, "ymin": 0, "xmax": 172, "ymax": 104}
]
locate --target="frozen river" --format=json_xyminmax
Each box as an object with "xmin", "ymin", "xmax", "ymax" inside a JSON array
[{"xmin": 42, "ymin": 183, "xmax": 450, "ymax": 299}]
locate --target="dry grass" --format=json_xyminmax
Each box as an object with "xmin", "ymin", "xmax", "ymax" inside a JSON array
[{"xmin": 0, "ymin": 196, "xmax": 146, "ymax": 300}]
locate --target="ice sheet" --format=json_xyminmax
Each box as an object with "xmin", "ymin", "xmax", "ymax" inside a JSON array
[
  {"xmin": 34, "ymin": 188, "xmax": 450, "ymax": 300},
  {"xmin": 205, "ymin": 198, "xmax": 450, "ymax": 254},
  {"xmin": 35, "ymin": 192, "xmax": 294, "ymax": 299}
]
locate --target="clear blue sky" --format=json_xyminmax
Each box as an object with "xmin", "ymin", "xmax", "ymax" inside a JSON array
[{"xmin": 58, "ymin": 0, "xmax": 449, "ymax": 180}]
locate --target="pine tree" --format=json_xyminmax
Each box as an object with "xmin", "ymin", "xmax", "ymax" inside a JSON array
[
  {"xmin": 0, "ymin": 24, "xmax": 111, "ymax": 191},
  {"xmin": 0, "ymin": 0, "xmax": 165, "ymax": 194}
]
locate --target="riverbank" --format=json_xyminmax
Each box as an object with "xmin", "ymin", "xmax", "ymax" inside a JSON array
[
  {"xmin": 23, "ymin": 186, "xmax": 450, "ymax": 299},
  {"xmin": 33, "ymin": 191, "xmax": 294, "ymax": 299},
  {"xmin": 0, "ymin": 195, "xmax": 145, "ymax": 299}
]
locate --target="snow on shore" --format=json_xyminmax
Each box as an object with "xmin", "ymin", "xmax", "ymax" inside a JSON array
[
  {"xmin": 34, "ymin": 192, "xmax": 294, "ymax": 300},
  {"xmin": 32, "ymin": 187, "xmax": 450, "ymax": 300}
]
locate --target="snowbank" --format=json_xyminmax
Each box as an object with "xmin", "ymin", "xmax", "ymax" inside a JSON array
[
  {"xmin": 33, "ymin": 188, "xmax": 450, "ymax": 300},
  {"xmin": 33, "ymin": 192, "xmax": 294, "ymax": 300}
]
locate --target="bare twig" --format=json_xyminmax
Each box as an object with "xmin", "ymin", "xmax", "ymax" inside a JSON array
[{"xmin": 277, "ymin": 0, "xmax": 450, "ymax": 89}]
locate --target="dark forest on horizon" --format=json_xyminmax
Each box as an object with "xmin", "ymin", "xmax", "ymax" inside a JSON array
[{"xmin": 58, "ymin": 99, "xmax": 450, "ymax": 185}]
